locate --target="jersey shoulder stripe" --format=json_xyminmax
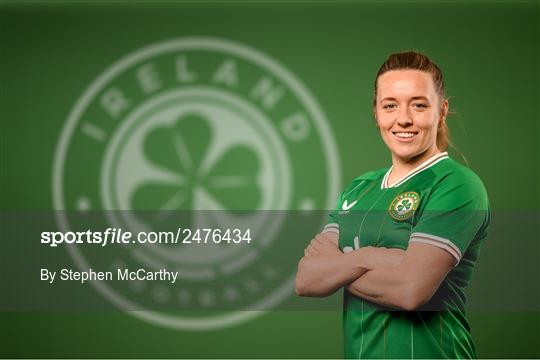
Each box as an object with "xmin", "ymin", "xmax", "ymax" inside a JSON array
[
  {"xmin": 425, "ymin": 158, "xmax": 489, "ymax": 209},
  {"xmin": 341, "ymin": 168, "xmax": 388, "ymax": 198},
  {"xmin": 429, "ymin": 158, "xmax": 486, "ymax": 187}
]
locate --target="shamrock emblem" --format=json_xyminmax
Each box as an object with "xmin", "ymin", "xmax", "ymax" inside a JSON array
[
  {"xmin": 389, "ymin": 192, "xmax": 419, "ymax": 221},
  {"xmin": 397, "ymin": 198, "xmax": 412, "ymax": 213},
  {"xmin": 131, "ymin": 113, "xmax": 261, "ymax": 224}
]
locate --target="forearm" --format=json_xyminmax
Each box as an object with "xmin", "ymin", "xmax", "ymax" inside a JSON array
[
  {"xmin": 346, "ymin": 266, "xmax": 414, "ymax": 309},
  {"xmin": 359, "ymin": 247, "xmax": 405, "ymax": 270},
  {"xmin": 346, "ymin": 244, "xmax": 452, "ymax": 310},
  {"xmin": 295, "ymin": 252, "xmax": 367, "ymax": 297},
  {"xmin": 295, "ymin": 247, "xmax": 405, "ymax": 297}
]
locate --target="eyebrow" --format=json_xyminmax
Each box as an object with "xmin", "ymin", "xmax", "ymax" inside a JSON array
[{"xmin": 381, "ymin": 96, "xmax": 430, "ymax": 102}]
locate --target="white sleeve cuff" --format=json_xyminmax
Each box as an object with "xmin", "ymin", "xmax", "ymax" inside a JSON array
[
  {"xmin": 322, "ymin": 222, "xmax": 339, "ymax": 235},
  {"xmin": 409, "ymin": 232, "xmax": 462, "ymax": 266}
]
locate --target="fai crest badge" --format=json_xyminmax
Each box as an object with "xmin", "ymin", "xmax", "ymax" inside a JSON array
[
  {"xmin": 52, "ymin": 37, "xmax": 340, "ymax": 331},
  {"xmin": 389, "ymin": 191, "xmax": 419, "ymax": 220}
]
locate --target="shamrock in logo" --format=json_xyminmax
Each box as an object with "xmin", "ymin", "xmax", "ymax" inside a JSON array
[
  {"xmin": 130, "ymin": 112, "xmax": 261, "ymax": 226},
  {"xmin": 397, "ymin": 198, "xmax": 412, "ymax": 213}
]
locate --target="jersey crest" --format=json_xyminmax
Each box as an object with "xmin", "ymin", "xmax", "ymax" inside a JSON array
[{"xmin": 389, "ymin": 191, "xmax": 419, "ymax": 220}]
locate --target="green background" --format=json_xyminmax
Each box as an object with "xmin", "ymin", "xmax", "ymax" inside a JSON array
[{"xmin": 1, "ymin": 1, "xmax": 539, "ymax": 358}]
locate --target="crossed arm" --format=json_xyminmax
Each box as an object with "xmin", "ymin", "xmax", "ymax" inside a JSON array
[{"xmin": 294, "ymin": 232, "xmax": 455, "ymax": 310}]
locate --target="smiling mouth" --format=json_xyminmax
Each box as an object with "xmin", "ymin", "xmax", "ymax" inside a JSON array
[{"xmin": 392, "ymin": 131, "xmax": 419, "ymax": 141}]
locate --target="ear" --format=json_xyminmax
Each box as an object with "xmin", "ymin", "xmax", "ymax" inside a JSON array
[
  {"xmin": 372, "ymin": 106, "xmax": 379, "ymax": 127},
  {"xmin": 440, "ymin": 98, "xmax": 449, "ymax": 122}
]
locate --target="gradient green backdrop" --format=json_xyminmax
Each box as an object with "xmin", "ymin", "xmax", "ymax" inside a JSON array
[{"xmin": 1, "ymin": 1, "xmax": 539, "ymax": 358}]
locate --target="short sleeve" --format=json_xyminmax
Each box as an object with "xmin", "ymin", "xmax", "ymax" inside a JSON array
[
  {"xmin": 321, "ymin": 191, "xmax": 343, "ymax": 236},
  {"xmin": 410, "ymin": 171, "xmax": 490, "ymax": 265}
]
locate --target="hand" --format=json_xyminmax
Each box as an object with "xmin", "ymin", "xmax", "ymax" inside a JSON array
[{"xmin": 304, "ymin": 233, "xmax": 342, "ymax": 258}]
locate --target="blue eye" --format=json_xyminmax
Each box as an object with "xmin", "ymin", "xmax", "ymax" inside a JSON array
[
  {"xmin": 383, "ymin": 104, "xmax": 396, "ymax": 109},
  {"xmin": 413, "ymin": 103, "xmax": 427, "ymax": 108}
]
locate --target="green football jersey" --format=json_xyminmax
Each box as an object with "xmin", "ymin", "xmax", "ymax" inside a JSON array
[{"xmin": 322, "ymin": 152, "xmax": 490, "ymax": 359}]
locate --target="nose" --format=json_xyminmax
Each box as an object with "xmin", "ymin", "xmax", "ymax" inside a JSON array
[{"xmin": 396, "ymin": 107, "xmax": 413, "ymax": 127}]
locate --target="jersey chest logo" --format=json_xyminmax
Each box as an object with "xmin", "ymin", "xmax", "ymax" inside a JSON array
[{"xmin": 389, "ymin": 191, "xmax": 419, "ymax": 220}]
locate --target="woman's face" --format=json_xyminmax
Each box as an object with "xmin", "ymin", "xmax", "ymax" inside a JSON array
[{"xmin": 374, "ymin": 69, "xmax": 448, "ymax": 162}]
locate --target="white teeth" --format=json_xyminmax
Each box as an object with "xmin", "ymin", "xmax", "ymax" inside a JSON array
[{"xmin": 394, "ymin": 132, "xmax": 417, "ymax": 138}]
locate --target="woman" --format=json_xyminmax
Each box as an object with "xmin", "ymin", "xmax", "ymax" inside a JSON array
[{"xmin": 295, "ymin": 51, "xmax": 490, "ymax": 359}]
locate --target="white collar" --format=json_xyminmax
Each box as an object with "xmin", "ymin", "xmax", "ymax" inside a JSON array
[{"xmin": 381, "ymin": 151, "xmax": 449, "ymax": 189}]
